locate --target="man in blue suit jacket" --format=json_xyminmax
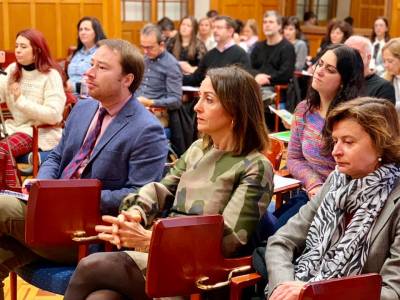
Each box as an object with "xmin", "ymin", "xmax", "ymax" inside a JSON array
[{"xmin": 0, "ymin": 39, "xmax": 167, "ymax": 298}]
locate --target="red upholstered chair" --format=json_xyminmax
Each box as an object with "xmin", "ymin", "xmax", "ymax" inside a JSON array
[
  {"xmin": 263, "ymin": 137, "xmax": 285, "ymax": 171},
  {"xmin": 145, "ymin": 215, "xmax": 255, "ymax": 300},
  {"xmin": 273, "ymin": 84, "xmax": 289, "ymax": 132}
]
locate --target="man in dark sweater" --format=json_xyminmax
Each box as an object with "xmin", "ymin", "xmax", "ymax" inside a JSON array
[
  {"xmin": 251, "ymin": 11, "xmax": 295, "ymax": 87},
  {"xmin": 345, "ymin": 35, "xmax": 395, "ymax": 104},
  {"xmin": 183, "ymin": 16, "xmax": 250, "ymax": 87}
]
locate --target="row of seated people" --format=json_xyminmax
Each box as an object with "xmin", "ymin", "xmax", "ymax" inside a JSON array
[
  {"xmin": 0, "ymin": 17, "xmax": 398, "ymax": 298},
  {"xmin": 0, "ymin": 31, "xmax": 399, "ymax": 300}
]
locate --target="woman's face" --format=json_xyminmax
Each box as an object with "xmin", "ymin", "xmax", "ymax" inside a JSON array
[
  {"xmin": 242, "ymin": 25, "xmax": 254, "ymax": 40},
  {"xmin": 199, "ymin": 19, "xmax": 211, "ymax": 36},
  {"xmin": 283, "ymin": 24, "xmax": 296, "ymax": 42},
  {"xmin": 15, "ymin": 35, "xmax": 34, "ymax": 66},
  {"xmin": 180, "ymin": 18, "xmax": 193, "ymax": 38},
  {"xmin": 374, "ymin": 19, "xmax": 388, "ymax": 39},
  {"xmin": 383, "ymin": 49, "xmax": 400, "ymax": 76},
  {"xmin": 194, "ymin": 77, "xmax": 232, "ymax": 137},
  {"xmin": 330, "ymin": 27, "xmax": 345, "ymax": 44},
  {"xmin": 312, "ymin": 50, "xmax": 342, "ymax": 97},
  {"xmin": 332, "ymin": 118, "xmax": 380, "ymax": 178},
  {"xmin": 79, "ymin": 20, "xmax": 96, "ymax": 48}
]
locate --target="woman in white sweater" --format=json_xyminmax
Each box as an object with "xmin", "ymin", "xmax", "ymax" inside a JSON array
[{"xmin": 0, "ymin": 28, "xmax": 66, "ymax": 188}]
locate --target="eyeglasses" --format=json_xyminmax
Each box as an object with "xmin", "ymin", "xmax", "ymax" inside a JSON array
[{"xmin": 140, "ymin": 44, "xmax": 158, "ymax": 51}]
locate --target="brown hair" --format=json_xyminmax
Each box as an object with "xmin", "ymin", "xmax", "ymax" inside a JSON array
[
  {"xmin": 172, "ymin": 16, "xmax": 199, "ymax": 61},
  {"xmin": 323, "ymin": 97, "xmax": 400, "ymax": 164},
  {"xmin": 98, "ymin": 39, "xmax": 144, "ymax": 93},
  {"xmin": 203, "ymin": 66, "xmax": 269, "ymax": 156},
  {"xmin": 382, "ymin": 38, "xmax": 400, "ymax": 82}
]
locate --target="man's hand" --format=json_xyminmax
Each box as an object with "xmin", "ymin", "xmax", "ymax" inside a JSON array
[
  {"xmin": 270, "ymin": 281, "xmax": 306, "ymax": 300},
  {"xmin": 255, "ymin": 73, "xmax": 271, "ymax": 86},
  {"xmin": 137, "ymin": 96, "xmax": 154, "ymax": 107}
]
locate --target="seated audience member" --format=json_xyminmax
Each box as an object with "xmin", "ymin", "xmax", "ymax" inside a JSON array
[
  {"xmin": 318, "ymin": 20, "xmax": 353, "ymax": 54},
  {"xmin": 156, "ymin": 17, "xmax": 177, "ymax": 45},
  {"xmin": 251, "ymin": 11, "xmax": 295, "ymax": 88},
  {"xmin": 135, "ymin": 24, "xmax": 182, "ymax": 127},
  {"xmin": 303, "ymin": 11, "xmax": 318, "ymax": 26},
  {"xmin": 382, "ymin": 38, "xmax": 400, "ymax": 110},
  {"xmin": 0, "ymin": 28, "xmax": 66, "ymax": 188},
  {"xmin": 166, "ymin": 16, "xmax": 207, "ymax": 75},
  {"xmin": 283, "ymin": 16, "xmax": 308, "ymax": 71},
  {"xmin": 183, "ymin": 16, "xmax": 251, "ymax": 87},
  {"xmin": 198, "ymin": 17, "xmax": 216, "ymax": 50},
  {"xmin": 67, "ymin": 16, "xmax": 106, "ymax": 96},
  {"xmin": 206, "ymin": 9, "xmax": 219, "ymax": 20},
  {"xmin": 0, "ymin": 39, "xmax": 168, "ymax": 299},
  {"xmin": 345, "ymin": 35, "xmax": 395, "ymax": 104},
  {"xmin": 239, "ymin": 18, "xmax": 259, "ymax": 54},
  {"xmin": 370, "ymin": 16, "xmax": 390, "ymax": 77},
  {"xmin": 63, "ymin": 66, "xmax": 274, "ymax": 300},
  {"xmin": 288, "ymin": 45, "xmax": 364, "ymax": 200},
  {"xmin": 265, "ymin": 97, "xmax": 400, "ymax": 300}
]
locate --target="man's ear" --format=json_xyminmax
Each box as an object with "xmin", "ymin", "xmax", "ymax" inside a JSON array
[{"xmin": 122, "ymin": 73, "xmax": 134, "ymax": 89}]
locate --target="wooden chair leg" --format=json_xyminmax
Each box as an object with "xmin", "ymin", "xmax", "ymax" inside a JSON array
[{"xmin": 10, "ymin": 271, "xmax": 17, "ymax": 300}]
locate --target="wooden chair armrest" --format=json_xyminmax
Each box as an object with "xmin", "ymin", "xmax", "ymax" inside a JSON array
[
  {"xmin": 230, "ymin": 272, "xmax": 262, "ymax": 300},
  {"xmin": 275, "ymin": 169, "xmax": 291, "ymax": 177}
]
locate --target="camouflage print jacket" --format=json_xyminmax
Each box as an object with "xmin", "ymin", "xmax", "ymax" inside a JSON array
[{"xmin": 120, "ymin": 139, "xmax": 274, "ymax": 256}]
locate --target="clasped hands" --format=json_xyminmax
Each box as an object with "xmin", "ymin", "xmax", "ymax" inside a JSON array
[{"xmin": 95, "ymin": 210, "xmax": 152, "ymax": 250}]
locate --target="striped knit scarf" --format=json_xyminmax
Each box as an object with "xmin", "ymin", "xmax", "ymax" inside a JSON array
[{"xmin": 294, "ymin": 163, "xmax": 400, "ymax": 282}]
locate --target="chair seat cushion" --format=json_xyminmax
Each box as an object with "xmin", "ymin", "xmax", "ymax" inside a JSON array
[{"xmin": 16, "ymin": 260, "xmax": 75, "ymax": 295}]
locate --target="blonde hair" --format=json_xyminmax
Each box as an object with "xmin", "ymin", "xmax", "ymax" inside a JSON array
[{"xmin": 382, "ymin": 38, "xmax": 400, "ymax": 82}]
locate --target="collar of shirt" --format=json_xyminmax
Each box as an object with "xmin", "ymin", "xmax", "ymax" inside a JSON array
[
  {"xmin": 78, "ymin": 45, "xmax": 97, "ymax": 55},
  {"xmin": 216, "ymin": 39, "xmax": 235, "ymax": 53},
  {"xmin": 147, "ymin": 50, "xmax": 166, "ymax": 62},
  {"xmin": 100, "ymin": 94, "xmax": 132, "ymax": 117}
]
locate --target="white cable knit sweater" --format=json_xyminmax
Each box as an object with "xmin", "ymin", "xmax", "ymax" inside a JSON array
[{"xmin": 0, "ymin": 63, "xmax": 66, "ymax": 150}]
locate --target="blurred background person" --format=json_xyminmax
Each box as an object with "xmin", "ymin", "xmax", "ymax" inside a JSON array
[
  {"xmin": 370, "ymin": 16, "xmax": 391, "ymax": 77},
  {"xmin": 167, "ymin": 16, "xmax": 207, "ymax": 75},
  {"xmin": 239, "ymin": 18, "xmax": 259, "ymax": 55},
  {"xmin": 0, "ymin": 29, "xmax": 66, "ymax": 188},
  {"xmin": 198, "ymin": 17, "xmax": 216, "ymax": 51},
  {"xmin": 319, "ymin": 20, "xmax": 353, "ymax": 54},
  {"xmin": 303, "ymin": 11, "xmax": 318, "ymax": 26},
  {"xmin": 157, "ymin": 17, "xmax": 177, "ymax": 45},
  {"xmin": 382, "ymin": 38, "xmax": 400, "ymax": 110},
  {"xmin": 283, "ymin": 16, "xmax": 308, "ymax": 71},
  {"xmin": 67, "ymin": 16, "xmax": 106, "ymax": 97}
]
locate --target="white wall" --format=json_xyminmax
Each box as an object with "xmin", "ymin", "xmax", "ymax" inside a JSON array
[
  {"xmin": 336, "ymin": 0, "xmax": 351, "ymax": 20},
  {"xmin": 194, "ymin": 0, "xmax": 210, "ymax": 19}
]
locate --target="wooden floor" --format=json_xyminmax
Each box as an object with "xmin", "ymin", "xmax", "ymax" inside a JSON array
[{"xmin": 3, "ymin": 276, "xmax": 62, "ymax": 300}]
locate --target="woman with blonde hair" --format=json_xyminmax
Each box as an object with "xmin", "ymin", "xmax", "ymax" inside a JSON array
[{"xmin": 382, "ymin": 37, "xmax": 400, "ymax": 110}]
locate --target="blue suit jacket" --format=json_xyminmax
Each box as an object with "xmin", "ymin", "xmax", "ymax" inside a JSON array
[{"xmin": 38, "ymin": 97, "xmax": 168, "ymax": 215}]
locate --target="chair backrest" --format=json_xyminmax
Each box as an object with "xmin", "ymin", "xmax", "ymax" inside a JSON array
[
  {"xmin": 145, "ymin": 215, "xmax": 252, "ymax": 298},
  {"xmin": 0, "ymin": 50, "xmax": 16, "ymax": 68},
  {"xmin": 263, "ymin": 137, "xmax": 285, "ymax": 170},
  {"xmin": 25, "ymin": 179, "xmax": 102, "ymax": 247},
  {"xmin": 298, "ymin": 273, "xmax": 382, "ymax": 300}
]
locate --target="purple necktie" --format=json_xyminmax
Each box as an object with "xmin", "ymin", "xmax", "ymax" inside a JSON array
[{"xmin": 61, "ymin": 107, "xmax": 107, "ymax": 179}]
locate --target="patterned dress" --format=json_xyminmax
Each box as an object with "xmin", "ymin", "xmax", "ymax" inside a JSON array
[{"xmin": 120, "ymin": 139, "xmax": 274, "ymax": 267}]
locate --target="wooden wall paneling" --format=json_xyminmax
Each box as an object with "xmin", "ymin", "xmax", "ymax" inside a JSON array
[
  {"xmin": 7, "ymin": 2, "xmax": 31, "ymax": 50},
  {"xmin": 36, "ymin": 3, "xmax": 58, "ymax": 58},
  {"xmin": 60, "ymin": 3, "xmax": 81, "ymax": 58},
  {"xmin": 350, "ymin": 0, "xmax": 385, "ymax": 28},
  {"xmin": 0, "ymin": 2, "xmax": 4, "ymax": 51},
  {"xmin": 390, "ymin": 0, "xmax": 400, "ymax": 38}
]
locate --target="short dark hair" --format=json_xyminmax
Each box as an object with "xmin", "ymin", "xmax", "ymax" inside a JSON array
[
  {"xmin": 141, "ymin": 23, "xmax": 163, "ymax": 44},
  {"xmin": 303, "ymin": 11, "xmax": 316, "ymax": 22},
  {"xmin": 206, "ymin": 10, "xmax": 218, "ymax": 19},
  {"xmin": 204, "ymin": 66, "xmax": 269, "ymax": 156},
  {"xmin": 98, "ymin": 39, "xmax": 144, "ymax": 93},
  {"xmin": 157, "ymin": 17, "xmax": 175, "ymax": 31},
  {"xmin": 214, "ymin": 15, "xmax": 237, "ymax": 30},
  {"xmin": 323, "ymin": 97, "xmax": 400, "ymax": 163}
]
